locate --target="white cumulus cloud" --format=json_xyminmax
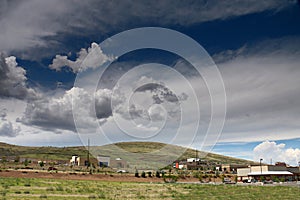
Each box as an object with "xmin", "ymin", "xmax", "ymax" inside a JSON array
[
  {"xmin": 49, "ymin": 42, "xmax": 115, "ymax": 73},
  {"xmin": 253, "ymin": 140, "xmax": 300, "ymax": 166}
]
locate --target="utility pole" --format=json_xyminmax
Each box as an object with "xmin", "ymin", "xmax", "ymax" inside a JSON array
[
  {"xmin": 260, "ymin": 158, "xmax": 263, "ymax": 175},
  {"xmin": 87, "ymin": 138, "xmax": 90, "ymax": 168}
]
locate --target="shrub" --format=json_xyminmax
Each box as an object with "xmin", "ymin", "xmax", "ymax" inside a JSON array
[
  {"xmin": 141, "ymin": 171, "xmax": 146, "ymax": 178},
  {"xmin": 0, "ymin": 191, "xmax": 6, "ymax": 196},
  {"xmin": 163, "ymin": 175, "xmax": 178, "ymax": 183},
  {"xmin": 56, "ymin": 186, "xmax": 64, "ymax": 191},
  {"xmin": 46, "ymin": 187, "xmax": 54, "ymax": 191},
  {"xmin": 39, "ymin": 194, "xmax": 47, "ymax": 198},
  {"xmin": 156, "ymin": 171, "xmax": 160, "ymax": 178},
  {"xmin": 193, "ymin": 172, "xmax": 200, "ymax": 178},
  {"xmin": 274, "ymin": 177, "xmax": 280, "ymax": 183},
  {"xmin": 199, "ymin": 175, "xmax": 203, "ymax": 182},
  {"xmin": 221, "ymin": 174, "xmax": 225, "ymax": 182},
  {"xmin": 98, "ymin": 193, "xmax": 105, "ymax": 198},
  {"xmin": 147, "ymin": 171, "xmax": 152, "ymax": 177}
]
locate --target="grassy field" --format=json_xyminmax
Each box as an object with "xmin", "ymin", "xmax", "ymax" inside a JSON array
[{"xmin": 0, "ymin": 177, "xmax": 299, "ymax": 200}]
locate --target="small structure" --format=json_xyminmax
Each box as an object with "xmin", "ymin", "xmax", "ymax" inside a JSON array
[
  {"xmin": 110, "ymin": 158, "xmax": 127, "ymax": 169},
  {"xmin": 187, "ymin": 158, "xmax": 200, "ymax": 162},
  {"xmin": 173, "ymin": 160, "xmax": 187, "ymax": 169},
  {"xmin": 97, "ymin": 155, "xmax": 110, "ymax": 167},
  {"xmin": 70, "ymin": 155, "xmax": 80, "ymax": 166},
  {"xmin": 221, "ymin": 164, "xmax": 249, "ymax": 174}
]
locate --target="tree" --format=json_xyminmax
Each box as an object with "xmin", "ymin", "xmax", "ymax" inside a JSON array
[
  {"xmin": 141, "ymin": 171, "xmax": 146, "ymax": 178},
  {"xmin": 1, "ymin": 156, "xmax": 7, "ymax": 169},
  {"xmin": 234, "ymin": 175, "xmax": 238, "ymax": 183},
  {"xmin": 156, "ymin": 171, "xmax": 160, "ymax": 178},
  {"xmin": 24, "ymin": 159, "xmax": 29, "ymax": 167},
  {"xmin": 39, "ymin": 161, "xmax": 45, "ymax": 168},
  {"xmin": 199, "ymin": 174, "xmax": 203, "ymax": 182},
  {"xmin": 14, "ymin": 156, "xmax": 20, "ymax": 163}
]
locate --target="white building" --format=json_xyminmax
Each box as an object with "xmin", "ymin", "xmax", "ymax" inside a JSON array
[
  {"xmin": 237, "ymin": 165, "xmax": 295, "ymax": 182},
  {"xmin": 97, "ymin": 155, "xmax": 110, "ymax": 167},
  {"xmin": 70, "ymin": 155, "xmax": 80, "ymax": 166},
  {"xmin": 187, "ymin": 158, "xmax": 200, "ymax": 162}
]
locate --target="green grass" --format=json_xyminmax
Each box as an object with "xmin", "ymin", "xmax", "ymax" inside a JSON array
[{"xmin": 0, "ymin": 177, "xmax": 299, "ymax": 199}]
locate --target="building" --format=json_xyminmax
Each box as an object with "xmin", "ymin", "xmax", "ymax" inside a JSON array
[
  {"xmin": 237, "ymin": 165, "xmax": 298, "ymax": 182},
  {"xmin": 221, "ymin": 164, "xmax": 249, "ymax": 174},
  {"xmin": 173, "ymin": 160, "xmax": 187, "ymax": 169},
  {"xmin": 97, "ymin": 155, "xmax": 110, "ymax": 167},
  {"xmin": 70, "ymin": 155, "xmax": 80, "ymax": 166},
  {"xmin": 187, "ymin": 158, "xmax": 200, "ymax": 162},
  {"xmin": 110, "ymin": 158, "xmax": 127, "ymax": 169}
]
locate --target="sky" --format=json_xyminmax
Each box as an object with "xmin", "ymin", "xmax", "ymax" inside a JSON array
[{"xmin": 0, "ymin": 0, "xmax": 300, "ymax": 166}]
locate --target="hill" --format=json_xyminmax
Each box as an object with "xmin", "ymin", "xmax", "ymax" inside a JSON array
[{"xmin": 0, "ymin": 142, "xmax": 257, "ymax": 169}]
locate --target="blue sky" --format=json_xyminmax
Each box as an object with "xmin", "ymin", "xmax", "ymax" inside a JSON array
[{"xmin": 0, "ymin": 0, "xmax": 300, "ymax": 166}]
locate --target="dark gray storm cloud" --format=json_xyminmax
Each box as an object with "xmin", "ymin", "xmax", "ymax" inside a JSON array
[
  {"xmin": 0, "ymin": 53, "xmax": 37, "ymax": 99},
  {"xmin": 134, "ymin": 83, "xmax": 188, "ymax": 104},
  {"xmin": 0, "ymin": 0, "xmax": 293, "ymax": 57},
  {"xmin": 0, "ymin": 108, "xmax": 19, "ymax": 137},
  {"xmin": 19, "ymin": 87, "xmax": 124, "ymax": 132}
]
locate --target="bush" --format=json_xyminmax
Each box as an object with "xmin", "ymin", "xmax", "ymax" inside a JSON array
[
  {"xmin": 147, "ymin": 171, "xmax": 152, "ymax": 177},
  {"xmin": 163, "ymin": 175, "xmax": 178, "ymax": 183},
  {"xmin": 193, "ymin": 172, "xmax": 200, "ymax": 178},
  {"xmin": 135, "ymin": 171, "xmax": 139, "ymax": 177},
  {"xmin": 199, "ymin": 175, "xmax": 203, "ymax": 182},
  {"xmin": 39, "ymin": 194, "xmax": 47, "ymax": 198},
  {"xmin": 46, "ymin": 187, "xmax": 54, "ymax": 191},
  {"xmin": 0, "ymin": 191, "xmax": 6, "ymax": 196},
  {"xmin": 56, "ymin": 186, "xmax": 64, "ymax": 191},
  {"xmin": 156, "ymin": 171, "xmax": 160, "ymax": 178},
  {"xmin": 98, "ymin": 193, "xmax": 105, "ymax": 198},
  {"xmin": 141, "ymin": 171, "xmax": 146, "ymax": 178}
]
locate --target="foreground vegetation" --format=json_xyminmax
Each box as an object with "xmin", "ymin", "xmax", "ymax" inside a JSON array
[{"xmin": 0, "ymin": 177, "xmax": 299, "ymax": 200}]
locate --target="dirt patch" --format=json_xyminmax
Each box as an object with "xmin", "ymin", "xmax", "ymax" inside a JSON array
[{"xmin": 0, "ymin": 170, "xmax": 200, "ymax": 183}]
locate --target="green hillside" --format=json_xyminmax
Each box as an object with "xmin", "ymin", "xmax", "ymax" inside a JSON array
[{"xmin": 0, "ymin": 142, "xmax": 257, "ymax": 169}]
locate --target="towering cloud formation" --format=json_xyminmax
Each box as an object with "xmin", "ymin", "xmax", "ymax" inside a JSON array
[
  {"xmin": 253, "ymin": 141, "xmax": 300, "ymax": 166},
  {"xmin": 0, "ymin": 53, "xmax": 37, "ymax": 100},
  {"xmin": 0, "ymin": 109, "xmax": 20, "ymax": 137}
]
